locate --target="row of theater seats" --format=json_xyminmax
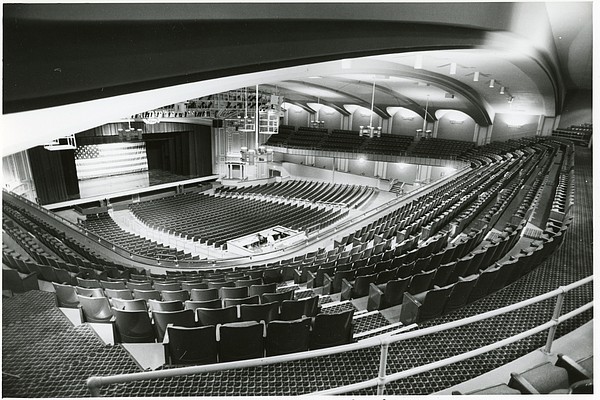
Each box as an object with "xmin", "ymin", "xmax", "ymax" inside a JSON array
[
  {"xmin": 162, "ymin": 309, "xmax": 354, "ymax": 366},
  {"xmin": 2, "ymin": 194, "xmax": 139, "ymax": 283},
  {"xmin": 265, "ymin": 126, "xmax": 415, "ymax": 155},
  {"xmin": 215, "ymin": 179, "xmax": 374, "ymax": 209},
  {"xmin": 551, "ymin": 122, "xmax": 592, "ymax": 146},
  {"xmin": 453, "ymin": 353, "xmax": 593, "ymax": 394},
  {"xmin": 129, "ymin": 192, "xmax": 348, "ymax": 247},
  {"xmin": 395, "ymin": 144, "xmax": 575, "ymax": 324},
  {"xmin": 83, "ymin": 213, "xmax": 195, "ymax": 261},
  {"xmin": 410, "ymin": 137, "xmax": 475, "ymax": 159}
]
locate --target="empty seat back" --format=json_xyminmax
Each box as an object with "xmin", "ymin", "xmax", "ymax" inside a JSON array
[
  {"xmin": 164, "ymin": 325, "xmax": 218, "ymax": 365},
  {"xmin": 196, "ymin": 306, "xmax": 238, "ymax": 326},
  {"xmin": 219, "ymin": 321, "xmax": 265, "ymax": 362},
  {"xmin": 152, "ymin": 309, "xmax": 196, "ymax": 342},
  {"xmin": 266, "ymin": 317, "xmax": 311, "ymax": 356},
  {"xmin": 310, "ymin": 309, "xmax": 354, "ymax": 349},
  {"xmin": 112, "ymin": 308, "xmax": 156, "ymax": 343}
]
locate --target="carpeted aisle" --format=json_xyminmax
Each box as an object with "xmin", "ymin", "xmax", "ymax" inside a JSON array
[{"xmin": 2, "ymin": 291, "xmax": 141, "ymax": 397}]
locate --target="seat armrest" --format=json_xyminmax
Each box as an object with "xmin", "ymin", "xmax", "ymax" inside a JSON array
[
  {"xmin": 292, "ymin": 269, "xmax": 301, "ymax": 284},
  {"xmin": 322, "ymin": 273, "xmax": 333, "ymax": 295},
  {"xmin": 367, "ymin": 283, "xmax": 384, "ymax": 311},
  {"xmin": 399, "ymin": 292, "xmax": 422, "ymax": 325},
  {"xmin": 306, "ymin": 271, "xmax": 317, "ymax": 289},
  {"xmin": 340, "ymin": 278, "xmax": 353, "ymax": 301},
  {"xmin": 23, "ymin": 272, "xmax": 40, "ymax": 291},
  {"xmin": 508, "ymin": 372, "xmax": 541, "ymax": 394}
]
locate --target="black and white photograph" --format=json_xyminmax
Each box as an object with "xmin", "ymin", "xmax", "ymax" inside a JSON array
[{"xmin": 1, "ymin": 1, "xmax": 594, "ymax": 397}]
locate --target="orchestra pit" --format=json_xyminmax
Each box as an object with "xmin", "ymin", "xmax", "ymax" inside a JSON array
[{"xmin": 2, "ymin": 2, "xmax": 593, "ymax": 397}]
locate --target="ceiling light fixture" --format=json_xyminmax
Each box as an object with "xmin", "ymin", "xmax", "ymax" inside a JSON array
[
  {"xmin": 489, "ymin": 79, "xmax": 495, "ymax": 88},
  {"xmin": 414, "ymin": 54, "xmax": 423, "ymax": 70},
  {"xmin": 449, "ymin": 62, "xmax": 457, "ymax": 75},
  {"xmin": 473, "ymin": 71, "xmax": 480, "ymax": 82},
  {"xmin": 500, "ymin": 86, "xmax": 505, "ymax": 94},
  {"xmin": 359, "ymin": 82, "xmax": 382, "ymax": 138}
]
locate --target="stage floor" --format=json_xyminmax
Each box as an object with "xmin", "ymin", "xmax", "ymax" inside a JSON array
[{"xmin": 77, "ymin": 169, "xmax": 198, "ymax": 198}]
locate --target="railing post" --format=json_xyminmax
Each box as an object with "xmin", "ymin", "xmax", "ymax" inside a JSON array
[
  {"xmin": 543, "ymin": 289, "xmax": 565, "ymax": 354},
  {"xmin": 377, "ymin": 342, "xmax": 389, "ymax": 395}
]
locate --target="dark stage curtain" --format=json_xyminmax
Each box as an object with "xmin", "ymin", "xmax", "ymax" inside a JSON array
[
  {"xmin": 27, "ymin": 146, "xmax": 69, "ymax": 204},
  {"xmin": 144, "ymin": 125, "xmax": 212, "ymax": 177}
]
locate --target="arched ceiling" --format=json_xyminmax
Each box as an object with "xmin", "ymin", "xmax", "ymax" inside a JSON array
[{"xmin": 1, "ymin": 2, "xmax": 593, "ymax": 157}]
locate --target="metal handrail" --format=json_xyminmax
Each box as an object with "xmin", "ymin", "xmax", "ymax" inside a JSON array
[{"xmin": 86, "ymin": 275, "xmax": 593, "ymax": 396}]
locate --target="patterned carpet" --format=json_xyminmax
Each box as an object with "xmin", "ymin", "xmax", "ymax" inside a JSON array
[{"xmin": 1, "ymin": 148, "xmax": 592, "ymax": 397}]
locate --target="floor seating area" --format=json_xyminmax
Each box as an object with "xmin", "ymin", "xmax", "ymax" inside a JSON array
[
  {"xmin": 84, "ymin": 213, "xmax": 194, "ymax": 261},
  {"xmin": 129, "ymin": 192, "xmax": 348, "ymax": 248},
  {"xmin": 215, "ymin": 179, "xmax": 374, "ymax": 208}
]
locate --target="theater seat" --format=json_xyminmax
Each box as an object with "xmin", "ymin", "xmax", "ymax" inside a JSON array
[
  {"xmin": 184, "ymin": 299, "xmax": 222, "ymax": 310},
  {"xmin": 152, "ymin": 309, "xmax": 196, "ymax": 342},
  {"xmin": 309, "ymin": 309, "xmax": 354, "ymax": 350},
  {"xmin": 508, "ymin": 362, "xmax": 570, "ymax": 394},
  {"xmin": 53, "ymin": 282, "xmax": 79, "ymax": 308},
  {"xmin": 112, "ymin": 308, "xmax": 156, "ymax": 343},
  {"xmin": 77, "ymin": 294, "xmax": 113, "ymax": 323},
  {"xmin": 3, "ymin": 268, "xmax": 38, "ymax": 294},
  {"xmin": 367, "ymin": 276, "xmax": 410, "ymax": 311},
  {"xmin": 111, "ymin": 298, "xmax": 147, "ymax": 311},
  {"xmin": 218, "ymin": 321, "xmax": 265, "ymax": 362},
  {"xmin": 240, "ymin": 301, "xmax": 279, "ymax": 324},
  {"xmin": 266, "ymin": 317, "xmax": 311, "ymax": 356},
  {"xmin": 163, "ymin": 325, "xmax": 218, "ymax": 366},
  {"xmin": 399, "ymin": 285, "xmax": 452, "ymax": 324},
  {"xmin": 196, "ymin": 306, "xmax": 238, "ymax": 326}
]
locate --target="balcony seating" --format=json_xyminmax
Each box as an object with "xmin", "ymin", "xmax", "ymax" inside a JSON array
[
  {"xmin": 100, "ymin": 280, "xmax": 127, "ymax": 290},
  {"xmin": 279, "ymin": 296, "xmax": 320, "ymax": 321},
  {"xmin": 133, "ymin": 289, "xmax": 161, "ymax": 301},
  {"xmin": 104, "ymin": 288, "xmax": 133, "ymax": 300},
  {"xmin": 76, "ymin": 277, "xmax": 103, "ymax": 288},
  {"xmin": 184, "ymin": 299, "xmax": 222, "ymax": 310},
  {"xmin": 218, "ymin": 321, "xmax": 265, "ymax": 362},
  {"xmin": 309, "ymin": 309, "xmax": 355, "ymax": 350},
  {"xmin": 367, "ymin": 276, "xmax": 411, "ymax": 311},
  {"xmin": 77, "ymin": 295, "xmax": 113, "ymax": 323},
  {"xmin": 266, "ymin": 317, "xmax": 312, "ymax": 356},
  {"xmin": 220, "ymin": 286, "xmax": 249, "ymax": 300},
  {"xmin": 112, "ymin": 308, "xmax": 156, "ymax": 343},
  {"xmin": 190, "ymin": 288, "xmax": 219, "ymax": 301},
  {"xmin": 399, "ymin": 285, "xmax": 454, "ymax": 324},
  {"xmin": 2, "ymin": 267, "xmax": 39, "ymax": 294},
  {"xmin": 147, "ymin": 299, "xmax": 184, "ymax": 312},
  {"xmin": 508, "ymin": 362, "xmax": 571, "ymax": 394},
  {"xmin": 163, "ymin": 325, "xmax": 218, "ymax": 366},
  {"xmin": 152, "ymin": 309, "xmax": 196, "ymax": 342},
  {"xmin": 260, "ymin": 290, "xmax": 295, "ymax": 307},
  {"xmin": 75, "ymin": 286, "xmax": 105, "ymax": 297},
  {"xmin": 153, "ymin": 282, "xmax": 181, "ymax": 292},
  {"xmin": 53, "ymin": 282, "xmax": 80, "ymax": 308},
  {"xmin": 341, "ymin": 272, "xmax": 378, "ymax": 300},
  {"xmin": 111, "ymin": 298, "xmax": 148, "ymax": 311},
  {"xmin": 240, "ymin": 301, "xmax": 279, "ymax": 324},
  {"xmin": 223, "ymin": 295, "xmax": 260, "ymax": 307},
  {"xmin": 442, "ymin": 275, "xmax": 478, "ymax": 314},
  {"xmin": 196, "ymin": 306, "xmax": 238, "ymax": 326},
  {"xmin": 248, "ymin": 282, "xmax": 277, "ymax": 298}
]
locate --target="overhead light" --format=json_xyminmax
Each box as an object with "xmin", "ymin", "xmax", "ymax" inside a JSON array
[
  {"xmin": 358, "ymin": 82, "xmax": 382, "ymax": 138},
  {"xmin": 449, "ymin": 62, "xmax": 457, "ymax": 75},
  {"xmin": 500, "ymin": 86, "xmax": 505, "ymax": 94},
  {"xmin": 308, "ymin": 76, "xmax": 322, "ymax": 79},
  {"xmin": 489, "ymin": 79, "xmax": 495, "ymax": 88},
  {"xmin": 414, "ymin": 54, "xmax": 423, "ymax": 69},
  {"xmin": 473, "ymin": 71, "xmax": 480, "ymax": 82}
]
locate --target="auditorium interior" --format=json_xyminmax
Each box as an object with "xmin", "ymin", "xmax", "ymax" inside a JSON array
[{"xmin": 2, "ymin": 2, "xmax": 595, "ymax": 397}]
